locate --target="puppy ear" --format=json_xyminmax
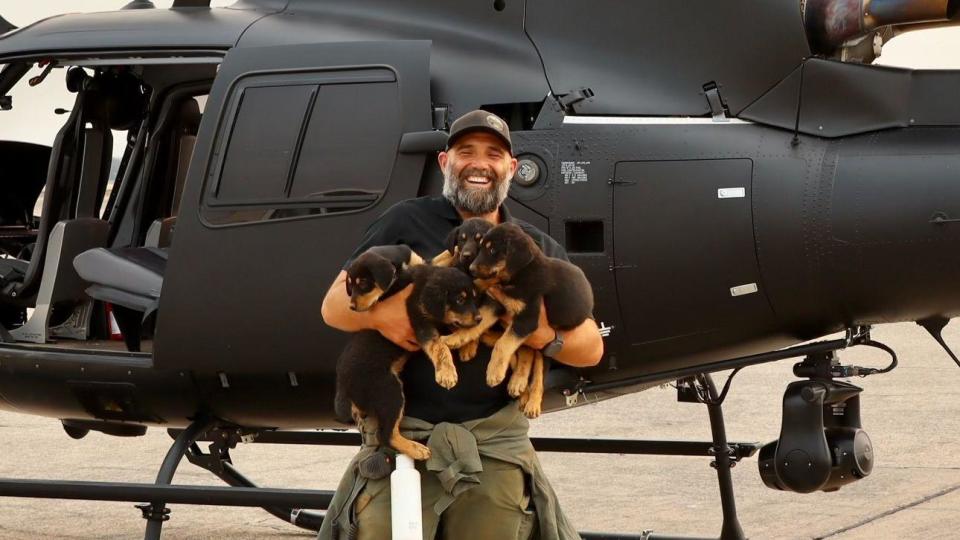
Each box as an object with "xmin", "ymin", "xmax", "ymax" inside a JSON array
[
  {"xmin": 445, "ymin": 227, "xmax": 460, "ymax": 253},
  {"xmin": 370, "ymin": 257, "xmax": 397, "ymax": 291},
  {"xmin": 506, "ymin": 233, "xmax": 535, "ymax": 273},
  {"xmin": 420, "ymin": 278, "xmax": 448, "ymax": 321}
]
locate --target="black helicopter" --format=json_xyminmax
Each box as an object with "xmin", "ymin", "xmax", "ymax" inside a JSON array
[{"xmin": 1, "ymin": 1, "xmax": 960, "ymax": 539}]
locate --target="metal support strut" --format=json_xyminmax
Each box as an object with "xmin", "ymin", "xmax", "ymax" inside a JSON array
[
  {"xmin": 141, "ymin": 417, "xmax": 213, "ymax": 540},
  {"xmin": 643, "ymin": 373, "xmax": 746, "ymax": 540},
  {"xmin": 700, "ymin": 373, "xmax": 746, "ymax": 540}
]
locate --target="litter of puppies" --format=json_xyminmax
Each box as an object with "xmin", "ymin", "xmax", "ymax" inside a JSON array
[{"xmin": 334, "ymin": 218, "xmax": 594, "ymax": 458}]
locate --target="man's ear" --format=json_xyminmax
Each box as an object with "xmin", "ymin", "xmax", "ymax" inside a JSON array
[
  {"xmin": 370, "ymin": 258, "xmax": 397, "ymax": 292},
  {"xmin": 420, "ymin": 279, "xmax": 448, "ymax": 321},
  {"xmin": 438, "ymin": 150, "xmax": 450, "ymax": 171},
  {"xmin": 505, "ymin": 233, "xmax": 535, "ymax": 274}
]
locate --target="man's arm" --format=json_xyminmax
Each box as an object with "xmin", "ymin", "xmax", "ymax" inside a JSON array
[
  {"xmin": 321, "ymin": 270, "xmax": 420, "ymax": 351},
  {"xmin": 521, "ymin": 301, "xmax": 604, "ymax": 368}
]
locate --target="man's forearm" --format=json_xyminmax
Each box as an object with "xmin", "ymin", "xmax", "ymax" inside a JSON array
[{"xmin": 552, "ymin": 318, "xmax": 604, "ymax": 368}]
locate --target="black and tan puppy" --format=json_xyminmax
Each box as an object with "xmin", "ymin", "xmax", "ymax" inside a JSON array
[
  {"xmin": 440, "ymin": 218, "xmax": 495, "ymax": 271},
  {"xmin": 431, "ymin": 218, "xmax": 504, "ymax": 361},
  {"xmin": 335, "ymin": 331, "xmax": 430, "ymax": 460},
  {"xmin": 335, "ymin": 263, "xmax": 482, "ymax": 460},
  {"xmin": 469, "ymin": 222, "xmax": 593, "ymax": 393},
  {"xmin": 405, "ymin": 264, "xmax": 483, "ymax": 388},
  {"xmin": 346, "ymin": 245, "xmax": 424, "ymax": 312}
]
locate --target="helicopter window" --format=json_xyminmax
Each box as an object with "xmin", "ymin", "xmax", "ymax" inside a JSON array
[
  {"xmin": 288, "ymin": 81, "xmax": 400, "ymax": 198},
  {"xmin": 203, "ymin": 69, "xmax": 399, "ymax": 225},
  {"xmin": 214, "ymin": 85, "xmax": 316, "ymax": 203}
]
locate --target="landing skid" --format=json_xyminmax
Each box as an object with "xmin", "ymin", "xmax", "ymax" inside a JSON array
[
  {"xmin": 172, "ymin": 373, "xmax": 755, "ymax": 540},
  {"xmin": 0, "ymin": 373, "xmax": 757, "ymax": 539}
]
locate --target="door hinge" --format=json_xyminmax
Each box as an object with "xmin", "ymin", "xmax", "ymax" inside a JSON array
[
  {"xmin": 557, "ymin": 87, "xmax": 595, "ymax": 110},
  {"xmin": 703, "ymin": 82, "xmax": 729, "ymax": 122},
  {"xmin": 607, "ymin": 178, "xmax": 636, "ymax": 186}
]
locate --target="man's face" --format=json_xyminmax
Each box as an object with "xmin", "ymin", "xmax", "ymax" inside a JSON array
[{"xmin": 438, "ymin": 132, "xmax": 518, "ymax": 216}]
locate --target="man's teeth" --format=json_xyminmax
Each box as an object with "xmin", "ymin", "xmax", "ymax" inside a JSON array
[{"xmin": 466, "ymin": 176, "xmax": 491, "ymax": 184}]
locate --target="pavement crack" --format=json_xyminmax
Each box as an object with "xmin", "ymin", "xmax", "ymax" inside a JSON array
[{"xmin": 815, "ymin": 481, "xmax": 960, "ymax": 539}]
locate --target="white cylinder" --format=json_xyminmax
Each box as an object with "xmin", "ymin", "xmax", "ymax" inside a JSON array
[{"xmin": 390, "ymin": 454, "xmax": 423, "ymax": 540}]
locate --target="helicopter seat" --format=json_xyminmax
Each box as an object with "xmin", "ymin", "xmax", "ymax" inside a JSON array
[
  {"xmin": 73, "ymin": 247, "xmax": 166, "ymax": 314},
  {"xmin": 73, "ymin": 246, "xmax": 166, "ymax": 352}
]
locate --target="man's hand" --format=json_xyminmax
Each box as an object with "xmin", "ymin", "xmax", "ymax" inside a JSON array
[
  {"xmin": 522, "ymin": 300, "xmax": 554, "ymax": 350},
  {"xmin": 494, "ymin": 297, "xmax": 603, "ymax": 367},
  {"xmin": 370, "ymin": 284, "xmax": 420, "ymax": 351}
]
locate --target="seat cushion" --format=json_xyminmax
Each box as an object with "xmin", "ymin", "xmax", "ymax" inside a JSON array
[{"xmin": 73, "ymin": 247, "xmax": 167, "ymax": 299}]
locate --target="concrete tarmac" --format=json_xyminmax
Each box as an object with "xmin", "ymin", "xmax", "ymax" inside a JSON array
[{"xmin": 0, "ymin": 322, "xmax": 958, "ymax": 539}]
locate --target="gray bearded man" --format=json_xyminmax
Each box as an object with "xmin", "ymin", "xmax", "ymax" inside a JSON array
[{"xmin": 319, "ymin": 110, "xmax": 603, "ymax": 540}]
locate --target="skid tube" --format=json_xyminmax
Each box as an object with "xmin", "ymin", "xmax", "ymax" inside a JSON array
[{"xmin": 0, "ymin": 374, "xmax": 755, "ymax": 539}]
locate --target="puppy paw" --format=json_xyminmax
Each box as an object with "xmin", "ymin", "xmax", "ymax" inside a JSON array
[
  {"xmin": 518, "ymin": 390, "xmax": 530, "ymax": 408},
  {"xmin": 486, "ymin": 343, "xmax": 512, "ymax": 386},
  {"xmin": 404, "ymin": 442, "xmax": 432, "ymax": 461},
  {"xmin": 458, "ymin": 340, "xmax": 479, "ymax": 362},
  {"xmin": 522, "ymin": 399, "xmax": 542, "ymax": 419},
  {"xmin": 435, "ymin": 363, "xmax": 459, "ymax": 389},
  {"xmin": 507, "ymin": 370, "xmax": 529, "ymax": 397},
  {"xmin": 486, "ymin": 362, "xmax": 508, "ymax": 387}
]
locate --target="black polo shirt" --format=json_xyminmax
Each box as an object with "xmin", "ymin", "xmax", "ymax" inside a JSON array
[{"xmin": 342, "ymin": 196, "xmax": 567, "ymax": 423}]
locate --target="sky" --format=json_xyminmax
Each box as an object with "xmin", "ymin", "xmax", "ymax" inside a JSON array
[{"xmin": 0, "ymin": 1, "xmax": 958, "ymax": 151}]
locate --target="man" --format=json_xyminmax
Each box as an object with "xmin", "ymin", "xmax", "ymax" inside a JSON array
[{"xmin": 318, "ymin": 110, "xmax": 603, "ymax": 540}]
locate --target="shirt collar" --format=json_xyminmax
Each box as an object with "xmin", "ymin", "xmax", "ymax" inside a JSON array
[{"xmin": 431, "ymin": 195, "xmax": 514, "ymax": 224}]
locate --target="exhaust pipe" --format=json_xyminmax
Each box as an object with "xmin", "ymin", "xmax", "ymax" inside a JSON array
[{"xmin": 804, "ymin": 0, "xmax": 960, "ymax": 52}]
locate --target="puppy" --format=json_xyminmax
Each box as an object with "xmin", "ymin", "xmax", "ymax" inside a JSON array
[
  {"xmin": 334, "ymin": 261, "xmax": 482, "ymax": 460},
  {"xmin": 405, "ymin": 264, "xmax": 483, "ymax": 388},
  {"xmin": 335, "ymin": 331, "xmax": 430, "ymax": 460},
  {"xmin": 345, "ymin": 245, "xmax": 423, "ymax": 312},
  {"xmin": 469, "ymin": 222, "xmax": 593, "ymax": 397},
  {"xmin": 432, "ymin": 218, "xmax": 504, "ymax": 361}
]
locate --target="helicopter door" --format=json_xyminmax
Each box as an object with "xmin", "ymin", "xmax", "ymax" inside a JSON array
[
  {"xmin": 612, "ymin": 159, "xmax": 774, "ymax": 349},
  {"xmin": 154, "ymin": 41, "xmax": 432, "ymax": 373}
]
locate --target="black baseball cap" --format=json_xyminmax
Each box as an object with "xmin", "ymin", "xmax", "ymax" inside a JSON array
[{"xmin": 446, "ymin": 110, "xmax": 512, "ymax": 153}]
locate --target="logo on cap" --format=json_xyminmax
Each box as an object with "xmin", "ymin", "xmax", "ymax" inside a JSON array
[{"xmin": 485, "ymin": 114, "xmax": 505, "ymax": 132}]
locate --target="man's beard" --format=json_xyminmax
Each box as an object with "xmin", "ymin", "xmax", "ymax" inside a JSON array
[{"xmin": 442, "ymin": 165, "xmax": 511, "ymax": 216}]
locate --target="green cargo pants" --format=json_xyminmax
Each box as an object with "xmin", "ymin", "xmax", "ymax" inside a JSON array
[
  {"xmin": 353, "ymin": 454, "xmax": 536, "ymax": 540},
  {"xmin": 317, "ymin": 403, "xmax": 582, "ymax": 540}
]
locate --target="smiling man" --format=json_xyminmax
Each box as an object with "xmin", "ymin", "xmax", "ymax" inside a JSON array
[{"xmin": 319, "ymin": 110, "xmax": 602, "ymax": 540}]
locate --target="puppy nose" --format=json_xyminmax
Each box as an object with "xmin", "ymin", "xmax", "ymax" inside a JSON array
[
  {"xmin": 462, "ymin": 250, "xmax": 474, "ymax": 260},
  {"xmin": 349, "ymin": 305, "xmax": 358, "ymax": 312},
  {"xmin": 474, "ymin": 314, "xmax": 482, "ymax": 323}
]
